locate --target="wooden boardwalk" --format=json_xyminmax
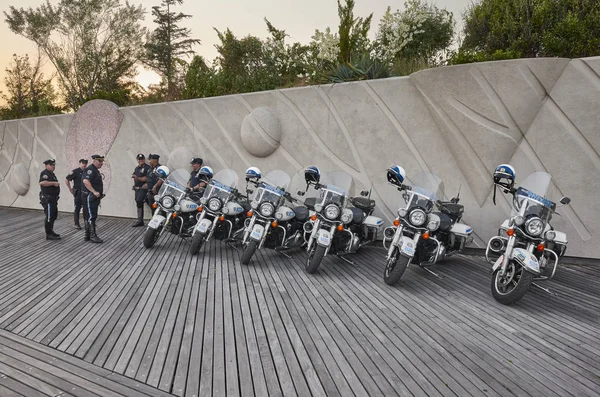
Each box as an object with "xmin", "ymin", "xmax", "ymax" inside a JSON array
[{"xmin": 0, "ymin": 206, "xmax": 599, "ymax": 397}]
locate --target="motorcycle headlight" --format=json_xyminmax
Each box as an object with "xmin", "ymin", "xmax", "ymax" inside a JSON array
[
  {"xmin": 514, "ymin": 215, "xmax": 525, "ymax": 226},
  {"xmin": 174, "ymin": 204, "xmax": 181, "ymax": 212},
  {"xmin": 208, "ymin": 197, "xmax": 222, "ymax": 212},
  {"xmin": 341, "ymin": 209, "xmax": 353, "ymax": 224},
  {"xmin": 314, "ymin": 204, "xmax": 322, "ymax": 212},
  {"xmin": 525, "ymin": 217, "xmax": 544, "ymax": 236},
  {"xmin": 200, "ymin": 197, "xmax": 208, "ymax": 205},
  {"xmin": 324, "ymin": 204, "xmax": 340, "ymax": 220},
  {"xmin": 161, "ymin": 195, "xmax": 175, "ymax": 209},
  {"xmin": 398, "ymin": 208, "xmax": 407, "ymax": 218},
  {"xmin": 409, "ymin": 209, "xmax": 426, "ymax": 227},
  {"xmin": 259, "ymin": 202, "xmax": 275, "ymax": 217},
  {"xmin": 427, "ymin": 213, "xmax": 440, "ymax": 231},
  {"xmin": 545, "ymin": 230, "xmax": 556, "ymax": 241}
]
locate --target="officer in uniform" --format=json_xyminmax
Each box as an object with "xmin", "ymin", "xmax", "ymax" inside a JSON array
[
  {"xmin": 187, "ymin": 157, "xmax": 207, "ymax": 191},
  {"xmin": 82, "ymin": 154, "xmax": 105, "ymax": 243},
  {"xmin": 65, "ymin": 158, "xmax": 88, "ymax": 229},
  {"xmin": 39, "ymin": 159, "xmax": 61, "ymax": 240},
  {"xmin": 132, "ymin": 153, "xmax": 151, "ymax": 227},
  {"xmin": 146, "ymin": 154, "xmax": 162, "ymax": 208}
]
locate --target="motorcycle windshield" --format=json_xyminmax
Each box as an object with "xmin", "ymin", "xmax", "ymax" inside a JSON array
[
  {"xmin": 514, "ymin": 172, "xmax": 556, "ymax": 223},
  {"xmin": 203, "ymin": 180, "xmax": 234, "ymax": 202},
  {"xmin": 212, "ymin": 169, "xmax": 239, "ymax": 189},
  {"xmin": 163, "ymin": 169, "xmax": 190, "ymax": 191},
  {"xmin": 319, "ymin": 170, "xmax": 352, "ymax": 206},
  {"xmin": 261, "ymin": 170, "xmax": 291, "ymax": 192},
  {"xmin": 401, "ymin": 172, "xmax": 446, "ymax": 212}
]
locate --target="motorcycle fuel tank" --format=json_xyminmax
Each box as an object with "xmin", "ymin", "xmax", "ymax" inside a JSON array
[
  {"xmin": 223, "ymin": 201, "xmax": 244, "ymax": 215},
  {"xmin": 178, "ymin": 199, "xmax": 199, "ymax": 212},
  {"xmin": 275, "ymin": 205, "xmax": 295, "ymax": 221}
]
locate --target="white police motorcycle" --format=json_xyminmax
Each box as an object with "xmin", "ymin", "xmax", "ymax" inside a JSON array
[
  {"xmin": 302, "ymin": 166, "xmax": 384, "ymax": 274},
  {"xmin": 240, "ymin": 167, "xmax": 309, "ymax": 265},
  {"xmin": 486, "ymin": 164, "xmax": 570, "ymax": 304},
  {"xmin": 189, "ymin": 169, "xmax": 250, "ymax": 255},
  {"xmin": 143, "ymin": 166, "xmax": 202, "ymax": 248},
  {"xmin": 382, "ymin": 166, "xmax": 474, "ymax": 285}
]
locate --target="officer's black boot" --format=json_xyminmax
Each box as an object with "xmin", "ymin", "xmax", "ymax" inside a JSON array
[
  {"xmin": 84, "ymin": 221, "xmax": 91, "ymax": 241},
  {"xmin": 50, "ymin": 220, "xmax": 61, "ymax": 238},
  {"xmin": 90, "ymin": 221, "xmax": 103, "ymax": 244},
  {"xmin": 45, "ymin": 220, "xmax": 59, "ymax": 240},
  {"xmin": 132, "ymin": 208, "xmax": 144, "ymax": 227},
  {"xmin": 74, "ymin": 212, "xmax": 82, "ymax": 229}
]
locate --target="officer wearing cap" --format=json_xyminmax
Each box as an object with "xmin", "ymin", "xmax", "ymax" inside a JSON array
[
  {"xmin": 65, "ymin": 158, "xmax": 88, "ymax": 229},
  {"xmin": 146, "ymin": 154, "xmax": 162, "ymax": 208},
  {"xmin": 82, "ymin": 154, "xmax": 105, "ymax": 243},
  {"xmin": 131, "ymin": 153, "xmax": 151, "ymax": 227},
  {"xmin": 39, "ymin": 159, "xmax": 61, "ymax": 240},
  {"xmin": 187, "ymin": 157, "xmax": 206, "ymax": 191}
]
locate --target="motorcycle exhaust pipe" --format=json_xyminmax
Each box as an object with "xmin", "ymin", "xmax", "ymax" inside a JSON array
[{"xmin": 489, "ymin": 237, "xmax": 505, "ymax": 253}]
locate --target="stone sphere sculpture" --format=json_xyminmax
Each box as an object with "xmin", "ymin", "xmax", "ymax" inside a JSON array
[
  {"xmin": 10, "ymin": 163, "xmax": 30, "ymax": 196},
  {"xmin": 167, "ymin": 147, "xmax": 195, "ymax": 171},
  {"xmin": 240, "ymin": 107, "xmax": 281, "ymax": 157}
]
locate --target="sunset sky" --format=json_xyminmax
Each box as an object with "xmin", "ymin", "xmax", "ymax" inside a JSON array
[{"xmin": 0, "ymin": 0, "xmax": 470, "ymax": 102}]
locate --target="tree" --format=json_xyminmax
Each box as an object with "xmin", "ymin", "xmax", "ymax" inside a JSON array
[
  {"xmin": 144, "ymin": 0, "xmax": 200, "ymax": 100},
  {"xmin": 374, "ymin": 1, "xmax": 454, "ymax": 66},
  {"xmin": 0, "ymin": 53, "xmax": 61, "ymax": 120},
  {"xmin": 182, "ymin": 55, "xmax": 218, "ymax": 99},
  {"xmin": 459, "ymin": 0, "xmax": 600, "ymax": 59},
  {"xmin": 4, "ymin": 0, "xmax": 147, "ymax": 110},
  {"xmin": 337, "ymin": 0, "xmax": 373, "ymax": 63}
]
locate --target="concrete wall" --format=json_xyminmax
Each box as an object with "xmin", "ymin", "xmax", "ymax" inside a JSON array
[{"xmin": 1, "ymin": 57, "xmax": 599, "ymax": 258}]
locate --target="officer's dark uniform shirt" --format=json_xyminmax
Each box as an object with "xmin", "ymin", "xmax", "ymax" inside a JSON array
[
  {"xmin": 39, "ymin": 170, "xmax": 60, "ymax": 196},
  {"xmin": 82, "ymin": 164, "xmax": 103, "ymax": 194},
  {"xmin": 189, "ymin": 170, "xmax": 203, "ymax": 188},
  {"xmin": 66, "ymin": 168, "xmax": 84, "ymax": 191},
  {"xmin": 147, "ymin": 163, "xmax": 161, "ymax": 191},
  {"xmin": 133, "ymin": 164, "xmax": 151, "ymax": 188}
]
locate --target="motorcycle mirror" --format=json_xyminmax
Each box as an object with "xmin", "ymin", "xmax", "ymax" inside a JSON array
[
  {"xmin": 297, "ymin": 190, "xmax": 305, "ymax": 196},
  {"xmin": 360, "ymin": 190, "xmax": 369, "ymax": 197},
  {"xmin": 560, "ymin": 196, "xmax": 571, "ymax": 205}
]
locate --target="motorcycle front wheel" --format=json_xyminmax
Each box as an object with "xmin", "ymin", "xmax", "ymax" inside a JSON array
[
  {"xmin": 240, "ymin": 240, "xmax": 258, "ymax": 265},
  {"xmin": 143, "ymin": 227, "xmax": 161, "ymax": 248},
  {"xmin": 305, "ymin": 245, "xmax": 326, "ymax": 274},
  {"xmin": 383, "ymin": 248, "xmax": 410, "ymax": 285},
  {"xmin": 190, "ymin": 232, "xmax": 206, "ymax": 255},
  {"xmin": 491, "ymin": 260, "xmax": 533, "ymax": 305}
]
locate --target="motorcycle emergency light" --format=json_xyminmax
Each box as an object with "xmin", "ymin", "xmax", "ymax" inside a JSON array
[
  {"xmin": 271, "ymin": 221, "xmax": 278, "ymax": 228},
  {"xmin": 337, "ymin": 225, "xmax": 344, "ymax": 231},
  {"xmin": 172, "ymin": 213, "xmax": 177, "ymax": 218},
  {"xmin": 423, "ymin": 232, "xmax": 430, "ymax": 240},
  {"xmin": 219, "ymin": 215, "xmax": 225, "ymax": 221},
  {"xmin": 197, "ymin": 206, "xmax": 203, "ymax": 212},
  {"xmin": 152, "ymin": 203, "xmax": 157, "ymax": 209},
  {"xmin": 247, "ymin": 210, "xmax": 253, "ymax": 217},
  {"xmin": 393, "ymin": 219, "xmax": 400, "ymax": 227},
  {"xmin": 506, "ymin": 228, "xmax": 515, "ymax": 236},
  {"xmin": 537, "ymin": 243, "xmax": 545, "ymax": 251},
  {"xmin": 310, "ymin": 214, "xmax": 317, "ymax": 221}
]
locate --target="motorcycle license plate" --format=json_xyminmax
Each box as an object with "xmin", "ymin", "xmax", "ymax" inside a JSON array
[
  {"xmin": 196, "ymin": 219, "xmax": 211, "ymax": 233},
  {"xmin": 148, "ymin": 215, "xmax": 164, "ymax": 229},
  {"xmin": 250, "ymin": 225, "xmax": 264, "ymax": 241},
  {"xmin": 400, "ymin": 241, "xmax": 415, "ymax": 256},
  {"xmin": 317, "ymin": 231, "xmax": 331, "ymax": 246}
]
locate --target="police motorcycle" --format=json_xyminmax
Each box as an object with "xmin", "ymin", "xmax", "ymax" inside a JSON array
[
  {"xmin": 189, "ymin": 169, "xmax": 250, "ymax": 255},
  {"xmin": 239, "ymin": 167, "xmax": 309, "ymax": 265},
  {"xmin": 486, "ymin": 165, "xmax": 571, "ymax": 305},
  {"xmin": 302, "ymin": 166, "xmax": 384, "ymax": 274},
  {"xmin": 382, "ymin": 166, "xmax": 474, "ymax": 285},
  {"xmin": 143, "ymin": 166, "xmax": 212, "ymax": 249}
]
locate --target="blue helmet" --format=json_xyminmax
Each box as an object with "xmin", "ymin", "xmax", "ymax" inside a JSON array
[
  {"xmin": 493, "ymin": 164, "xmax": 515, "ymax": 184},
  {"xmin": 199, "ymin": 166, "xmax": 213, "ymax": 179},
  {"xmin": 304, "ymin": 165, "xmax": 320, "ymax": 184},
  {"xmin": 245, "ymin": 166, "xmax": 261, "ymax": 180},
  {"xmin": 156, "ymin": 165, "xmax": 170, "ymax": 178},
  {"xmin": 386, "ymin": 165, "xmax": 406, "ymax": 187}
]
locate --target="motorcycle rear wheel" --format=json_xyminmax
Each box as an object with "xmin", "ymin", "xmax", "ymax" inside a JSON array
[
  {"xmin": 190, "ymin": 232, "xmax": 206, "ymax": 255},
  {"xmin": 305, "ymin": 245, "xmax": 326, "ymax": 274},
  {"xmin": 383, "ymin": 248, "xmax": 410, "ymax": 285},
  {"xmin": 241, "ymin": 240, "xmax": 258, "ymax": 265},
  {"xmin": 143, "ymin": 227, "xmax": 160, "ymax": 248},
  {"xmin": 491, "ymin": 260, "xmax": 533, "ymax": 305}
]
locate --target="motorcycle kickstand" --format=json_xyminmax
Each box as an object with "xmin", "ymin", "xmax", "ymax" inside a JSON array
[
  {"xmin": 420, "ymin": 265, "xmax": 444, "ymax": 279},
  {"xmin": 278, "ymin": 250, "xmax": 292, "ymax": 259},
  {"xmin": 532, "ymin": 282, "xmax": 557, "ymax": 297},
  {"xmin": 338, "ymin": 255, "xmax": 355, "ymax": 266},
  {"xmin": 226, "ymin": 242, "xmax": 241, "ymax": 252}
]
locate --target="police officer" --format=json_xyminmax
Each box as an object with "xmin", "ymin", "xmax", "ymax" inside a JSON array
[
  {"xmin": 39, "ymin": 159, "xmax": 61, "ymax": 240},
  {"xmin": 187, "ymin": 157, "xmax": 206, "ymax": 191},
  {"xmin": 65, "ymin": 158, "xmax": 88, "ymax": 229},
  {"xmin": 82, "ymin": 154, "xmax": 105, "ymax": 243},
  {"xmin": 146, "ymin": 154, "xmax": 162, "ymax": 208},
  {"xmin": 132, "ymin": 153, "xmax": 151, "ymax": 227}
]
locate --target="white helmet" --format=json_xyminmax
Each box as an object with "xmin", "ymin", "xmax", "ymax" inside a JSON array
[
  {"xmin": 156, "ymin": 165, "xmax": 170, "ymax": 178},
  {"xmin": 245, "ymin": 166, "xmax": 261, "ymax": 180}
]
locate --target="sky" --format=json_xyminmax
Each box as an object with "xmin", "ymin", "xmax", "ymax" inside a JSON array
[{"xmin": 0, "ymin": 0, "xmax": 471, "ymax": 100}]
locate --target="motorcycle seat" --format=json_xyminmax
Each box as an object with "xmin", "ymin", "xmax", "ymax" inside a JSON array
[
  {"xmin": 293, "ymin": 206, "xmax": 309, "ymax": 222},
  {"xmin": 351, "ymin": 207, "xmax": 365, "ymax": 224},
  {"xmin": 434, "ymin": 212, "xmax": 453, "ymax": 232},
  {"xmin": 304, "ymin": 197, "xmax": 317, "ymax": 211},
  {"xmin": 352, "ymin": 197, "xmax": 376, "ymax": 213},
  {"xmin": 439, "ymin": 202, "xmax": 464, "ymax": 216},
  {"xmin": 240, "ymin": 201, "xmax": 251, "ymax": 213}
]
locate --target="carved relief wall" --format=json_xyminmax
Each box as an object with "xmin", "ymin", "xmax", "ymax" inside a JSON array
[{"xmin": 1, "ymin": 57, "xmax": 599, "ymax": 258}]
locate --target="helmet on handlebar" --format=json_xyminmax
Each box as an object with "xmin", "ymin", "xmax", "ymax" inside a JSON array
[
  {"xmin": 493, "ymin": 164, "xmax": 515, "ymax": 186},
  {"xmin": 156, "ymin": 165, "xmax": 170, "ymax": 178},
  {"xmin": 245, "ymin": 166, "xmax": 261, "ymax": 180},
  {"xmin": 304, "ymin": 165, "xmax": 320, "ymax": 184},
  {"xmin": 386, "ymin": 165, "xmax": 406, "ymax": 187},
  {"xmin": 198, "ymin": 166, "xmax": 214, "ymax": 182}
]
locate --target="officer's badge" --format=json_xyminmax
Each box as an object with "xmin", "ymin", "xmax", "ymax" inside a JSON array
[
  {"xmin": 87, "ymin": 170, "xmax": 92, "ymax": 175},
  {"xmin": 42, "ymin": 174, "xmax": 48, "ymax": 179}
]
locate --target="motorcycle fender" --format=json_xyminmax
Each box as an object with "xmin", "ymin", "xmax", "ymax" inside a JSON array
[
  {"xmin": 398, "ymin": 236, "xmax": 416, "ymax": 258},
  {"xmin": 316, "ymin": 229, "xmax": 332, "ymax": 247},
  {"xmin": 195, "ymin": 218, "xmax": 213, "ymax": 234},
  {"xmin": 250, "ymin": 224, "xmax": 265, "ymax": 242},
  {"xmin": 147, "ymin": 214, "xmax": 166, "ymax": 230},
  {"xmin": 511, "ymin": 248, "xmax": 541, "ymax": 274}
]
